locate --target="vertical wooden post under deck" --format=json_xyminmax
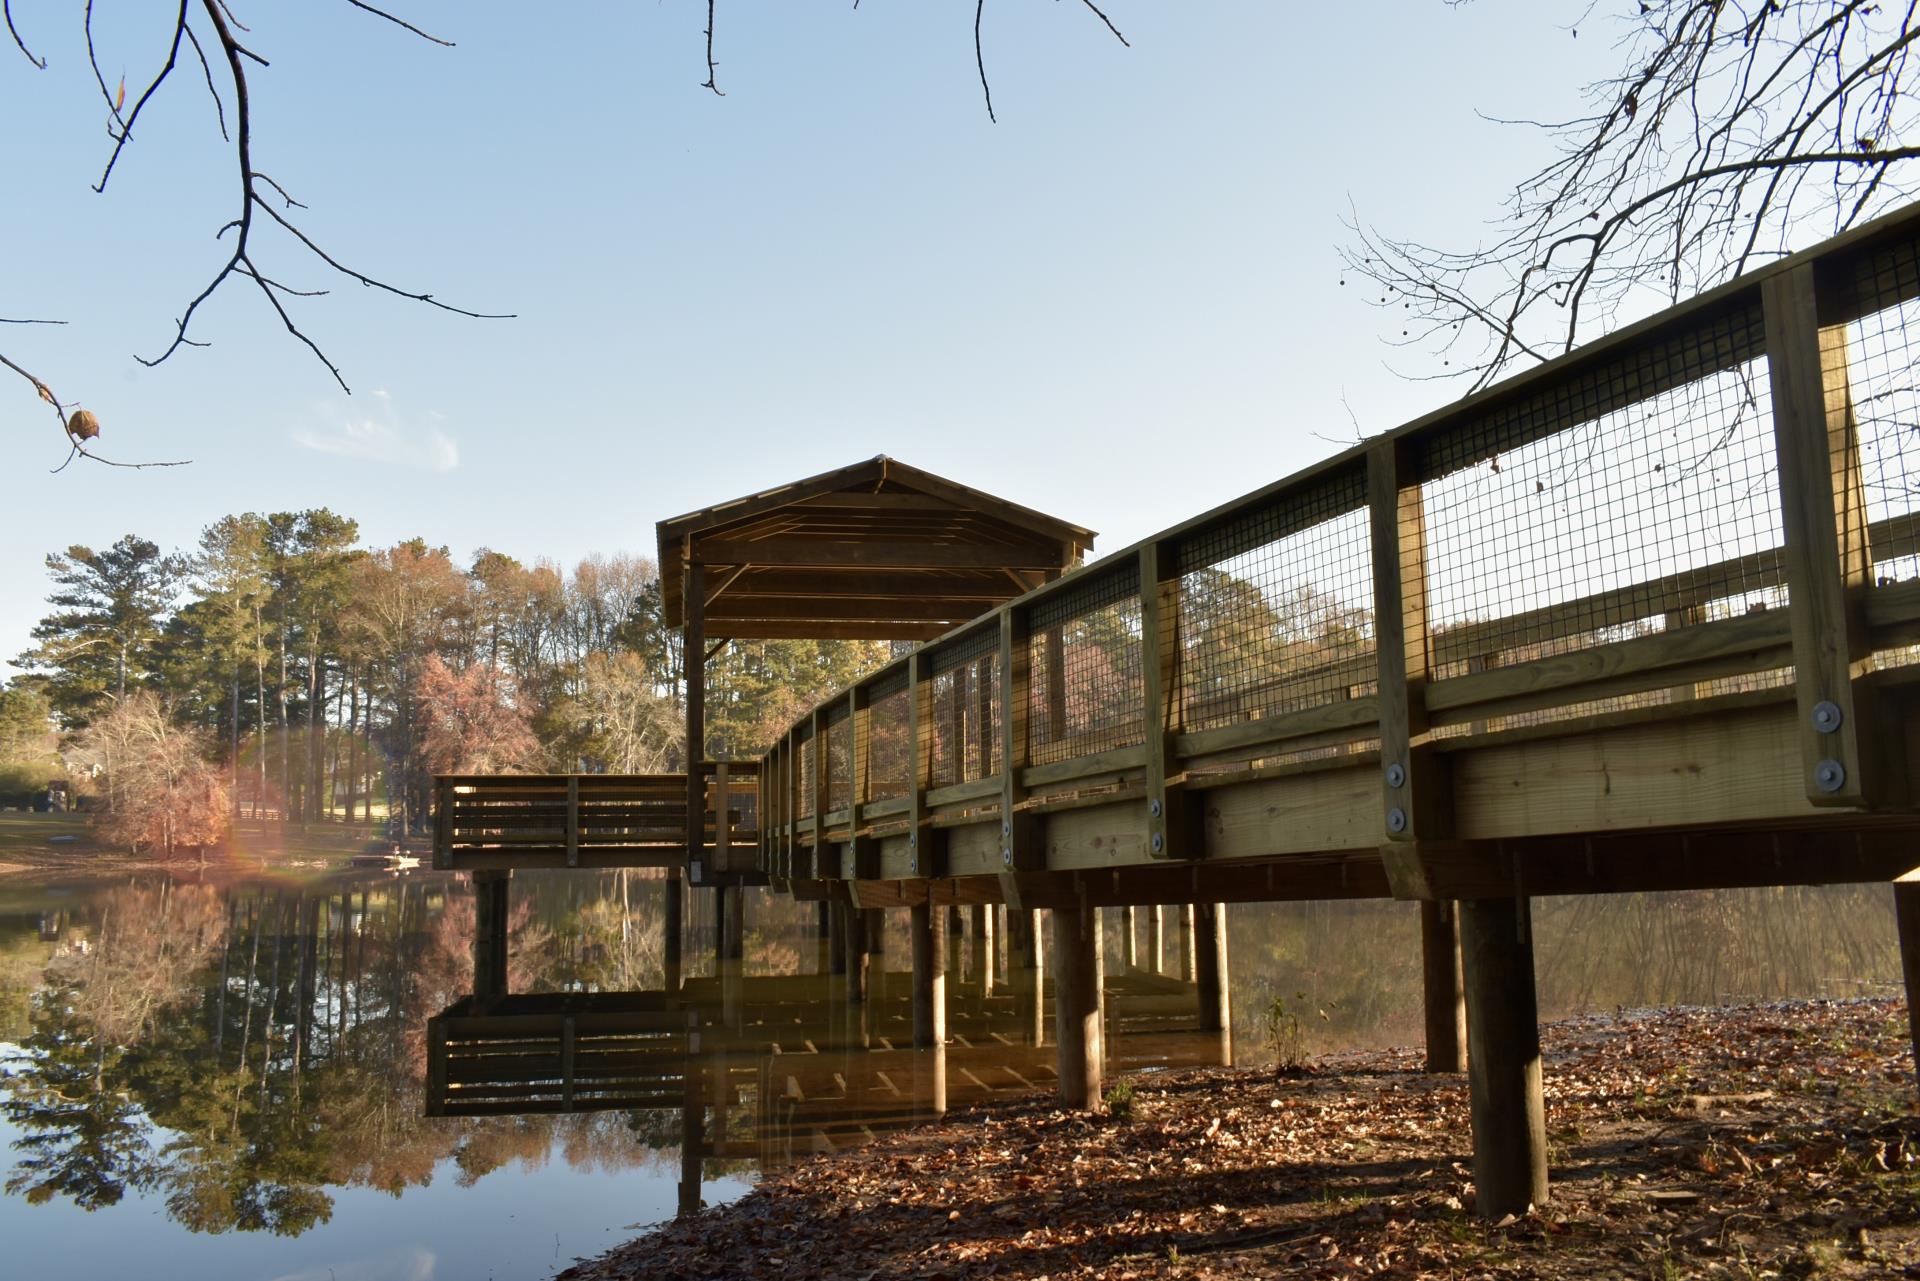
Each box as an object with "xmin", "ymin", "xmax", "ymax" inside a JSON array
[
  {"xmin": 1764, "ymin": 262, "xmax": 1878, "ymax": 806},
  {"xmin": 828, "ymin": 897, "xmax": 848, "ymax": 977},
  {"xmin": 970, "ymin": 903, "xmax": 993, "ymax": 1001},
  {"xmin": 471, "ymin": 869, "xmax": 510, "ymax": 1002},
  {"xmin": 1177, "ymin": 903, "xmax": 1195, "ymax": 982},
  {"xmin": 1052, "ymin": 900, "xmax": 1103, "ymax": 1109},
  {"xmin": 1460, "ymin": 896, "xmax": 1548, "ymax": 1218},
  {"xmin": 1896, "ymin": 883, "xmax": 1920, "ymax": 1094},
  {"xmin": 663, "ymin": 870, "xmax": 684, "ymax": 992},
  {"xmin": 865, "ymin": 907, "xmax": 887, "ymax": 1009},
  {"xmin": 1120, "ymin": 905, "xmax": 1138, "ymax": 971},
  {"xmin": 911, "ymin": 902, "xmax": 947, "ymax": 1049},
  {"xmin": 947, "ymin": 903, "xmax": 965, "ymax": 989},
  {"xmin": 677, "ymin": 1017, "xmax": 705, "ymax": 1217},
  {"xmin": 1193, "ymin": 901, "xmax": 1230, "ymax": 1063},
  {"xmin": 815, "ymin": 900, "xmax": 832, "ymax": 975},
  {"xmin": 1147, "ymin": 905, "xmax": 1164, "ymax": 975},
  {"xmin": 1421, "ymin": 899, "xmax": 1467, "ymax": 1073},
  {"xmin": 721, "ymin": 883, "xmax": 745, "ymax": 1029},
  {"xmin": 844, "ymin": 902, "xmax": 870, "ymax": 1001}
]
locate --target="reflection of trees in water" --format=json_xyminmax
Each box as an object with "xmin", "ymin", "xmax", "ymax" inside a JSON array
[
  {"xmin": 1, "ymin": 874, "xmax": 687, "ymax": 1235},
  {"xmin": 1229, "ymin": 886, "xmax": 1901, "ymax": 1063}
]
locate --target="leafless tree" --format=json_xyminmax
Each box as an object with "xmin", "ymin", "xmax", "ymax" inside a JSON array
[
  {"xmin": 3, "ymin": 1, "xmax": 509, "ymax": 471},
  {"xmin": 1344, "ymin": 0, "xmax": 1920, "ymax": 392}
]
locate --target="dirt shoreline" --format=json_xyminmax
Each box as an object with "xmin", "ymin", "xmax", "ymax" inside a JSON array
[{"xmin": 563, "ymin": 999, "xmax": 1920, "ymax": 1281}]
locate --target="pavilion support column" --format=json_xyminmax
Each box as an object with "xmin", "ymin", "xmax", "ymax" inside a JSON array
[
  {"xmin": 1896, "ymin": 883, "xmax": 1920, "ymax": 1094},
  {"xmin": 663, "ymin": 870, "xmax": 684, "ymax": 993},
  {"xmin": 1460, "ymin": 896, "xmax": 1549, "ymax": 1218},
  {"xmin": 471, "ymin": 870, "xmax": 510, "ymax": 1003},
  {"xmin": 970, "ymin": 904, "xmax": 994, "ymax": 1002},
  {"xmin": 1193, "ymin": 901, "xmax": 1231, "ymax": 1064},
  {"xmin": 1052, "ymin": 901, "xmax": 1103, "ymax": 1110},
  {"xmin": 683, "ymin": 553, "xmax": 706, "ymax": 890},
  {"xmin": 1422, "ymin": 900, "xmax": 1468, "ymax": 1074},
  {"xmin": 911, "ymin": 903, "xmax": 947, "ymax": 1049},
  {"xmin": 1008, "ymin": 907, "xmax": 1045, "ymax": 1046}
]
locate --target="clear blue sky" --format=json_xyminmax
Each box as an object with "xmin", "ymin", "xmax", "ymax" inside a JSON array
[{"xmin": 0, "ymin": 0, "xmax": 1613, "ymax": 676}]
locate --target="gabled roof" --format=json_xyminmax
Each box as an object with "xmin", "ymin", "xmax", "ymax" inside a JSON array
[{"xmin": 657, "ymin": 456, "xmax": 1096, "ymax": 639}]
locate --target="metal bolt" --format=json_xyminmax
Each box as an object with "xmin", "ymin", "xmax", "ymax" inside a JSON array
[
  {"xmin": 909, "ymin": 854, "xmax": 919, "ymax": 873},
  {"xmin": 1386, "ymin": 806, "xmax": 1408, "ymax": 834},
  {"xmin": 1385, "ymin": 762, "xmax": 1406, "ymax": 789},
  {"xmin": 1149, "ymin": 798, "xmax": 1163, "ymax": 818},
  {"xmin": 1151, "ymin": 832, "xmax": 1165, "ymax": 853},
  {"xmin": 1002, "ymin": 847, "xmax": 1014, "ymax": 867},
  {"xmin": 1001, "ymin": 819, "xmax": 1012, "ymax": 837},
  {"xmin": 1812, "ymin": 700, "xmax": 1843, "ymax": 734},
  {"xmin": 908, "ymin": 833, "xmax": 917, "ymax": 848},
  {"xmin": 1814, "ymin": 759, "xmax": 1847, "ymax": 794}
]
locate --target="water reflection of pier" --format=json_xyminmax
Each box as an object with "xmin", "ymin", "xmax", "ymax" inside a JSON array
[{"xmin": 426, "ymin": 962, "xmax": 1229, "ymax": 1215}]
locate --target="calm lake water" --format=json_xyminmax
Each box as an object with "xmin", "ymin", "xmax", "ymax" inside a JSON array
[{"xmin": 0, "ymin": 863, "xmax": 1903, "ymax": 1281}]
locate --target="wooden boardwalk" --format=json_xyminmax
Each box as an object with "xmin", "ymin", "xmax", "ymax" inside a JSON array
[{"xmin": 435, "ymin": 201, "xmax": 1920, "ymax": 1218}]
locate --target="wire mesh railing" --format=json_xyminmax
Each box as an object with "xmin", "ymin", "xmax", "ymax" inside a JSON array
[{"xmin": 755, "ymin": 202, "xmax": 1920, "ymax": 872}]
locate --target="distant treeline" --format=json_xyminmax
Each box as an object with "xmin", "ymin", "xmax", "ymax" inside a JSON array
[{"xmin": 3, "ymin": 511, "xmax": 889, "ymax": 833}]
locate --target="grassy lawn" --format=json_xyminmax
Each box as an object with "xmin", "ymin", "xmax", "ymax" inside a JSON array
[{"xmin": 0, "ymin": 810, "xmax": 102, "ymax": 855}]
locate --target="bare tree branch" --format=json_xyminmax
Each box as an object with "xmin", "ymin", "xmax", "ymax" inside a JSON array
[
  {"xmin": 976, "ymin": 0, "xmax": 995, "ymax": 123},
  {"xmin": 5, "ymin": 0, "xmax": 44, "ymax": 68},
  {"xmin": 703, "ymin": 0, "xmax": 723, "ymax": 96},
  {"xmin": 343, "ymin": 0, "xmax": 453, "ymax": 47},
  {"xmin": 1347, "ymin": 0, "xmax": 1920, "ymax": 392}
]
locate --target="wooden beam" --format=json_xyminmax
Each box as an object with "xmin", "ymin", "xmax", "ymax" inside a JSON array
[
  {"xmin": 685, "ymin": 556, "xmax": 707, "ymax": 880},
  {"xmin": 692, "ymin": 538, "xmax": 1070, "ymax": 571},
  {"xmin": 1052, "ymin": 899, "xmax": 1103, "ymax": 1110},
  {"xmin": 1765, "ymin": 261, "xmax": 1877, "ymax": 806},
  {"xmin": 706, "ymin": 621, "xmax": 952, "ymax": 642},
  {"xmin": 705, "ymin": 597, "xmax": 994, "ymax": 622},
  {"xmin": 793, "ymin": 491, "xmax": 963, "ymax": 511},
  {"xmin": 1140, "ymin": 541, "xmax": 1198, "ymax": 860}
]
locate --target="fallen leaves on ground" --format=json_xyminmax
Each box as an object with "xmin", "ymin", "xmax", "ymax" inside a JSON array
[{"xmin": 562, "ymin": 999, "xmax": 1920, "ymax": 1280}]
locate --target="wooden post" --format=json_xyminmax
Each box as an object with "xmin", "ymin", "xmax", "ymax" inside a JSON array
[
  {"xmin": 829, "ymin": 897, "xmax": 848, "ymax": 977},
  {"xmin": 1008, "ymin": 906, "xmax": 1045, "ymax": 1046},
  {"xmin": 1194, "ymin": 901, "xmax": 1231, "ymax": 1063},
  {"xmin": 911, "ymin": 902, "xmax": 947, "ymax": 1049},
  {"xmin": 1052, "ymin": 901, "xmax": 1103, "ymax": 1110},
  {"xmin": 663, "ymin": 870, "xmax": 684, "ymax": 992},
  {"xmin": 914, "ymin": 1040, "xmax": 949, "ymax": 1120},
  {"xmin": 1147, "ymin": 905, "xmax": 1164, "ymax": 975},
  {"xmin": 722, "ymin": 882, "xmax": 745, "ymax": 1029},
  {"xmin": 908, "ymin": 650, "xmax": 942, "ymax": 877},
  {"xmin": 1139, "ymin": 541, "xmax": 1193, "ymax": 858},
  {"xmin": 1459, "ymin": 897, "xmax": 1548, "ymax": 1218},
  {"xmin": 1896, "ymin": 883, "xmax": 1920, "ymax": 1094},
  {"xmin": 471, "ymin": 869, "xmax": 510, "ymax": 1002},
  {"xmin": 1368, "ymin": 437, "xmax": 1452, "ymax": 870},
  {"xmin": 1120, "ymin": 905, "xmax": 1138, "ymax": 971},
  {"xmin": 947, "ymin": 903, "xmax": 965, "ymax": 988},
  {"xmin": 1177, "ymin": 903, "xmax": 1195, "ymax": 982},
  {"xmin": 1764, "ymin": 262, "xmax": 1877, "ymax": 806},
  {"xmin": 815, "ymin": 900, "xmax": 832, "ymax": 975},
  {"xmin": 970, "ymin": 903, "xmax": 994, "ymax": 1000},
  {"xmin": 866, "ymin": 907, "xmax": 888, "ymax": 1010},
  {"xmin": 678, "ymin": 1014, "xmax": 704, "ymax": 1218},
  {"xmin": 684, "ymin": 555, "xmax": 706, "ymax": 878},
  {"xmin": 1421, "ymin": 900, "xmax": 1467, "ymax": 1073}
]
